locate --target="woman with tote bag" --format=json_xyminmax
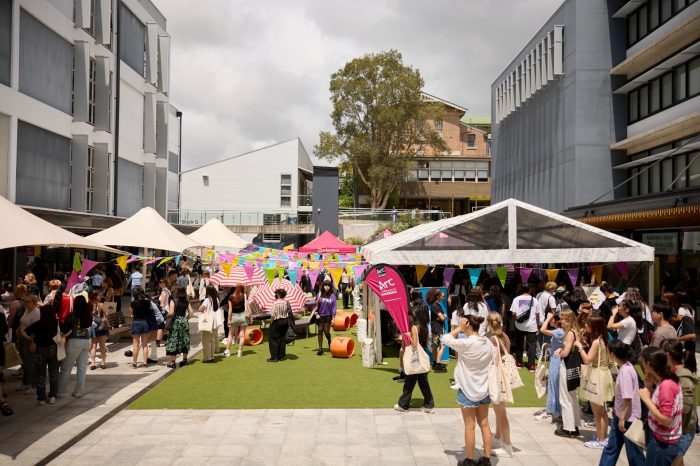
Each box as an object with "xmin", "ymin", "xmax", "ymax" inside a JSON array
[
  {"xmin": 198, "ymin": 285, "xmax": 219, "ymax": 363},
  {"xmin": 394, "ymin": 306, "xmax": 434, "ymax": 413},
  {"xmin": 553, "ymin": 310, "xmax": 583, "ymax": 438}
]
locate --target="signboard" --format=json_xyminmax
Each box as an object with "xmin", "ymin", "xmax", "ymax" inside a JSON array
[{"xmin": 641, "ymin": 232, "xmax": 677, "ymax": 255}]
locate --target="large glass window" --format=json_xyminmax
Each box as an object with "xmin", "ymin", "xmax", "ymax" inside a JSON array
[
  {"xmin": 662, "ymin": 158, "xmax": 674, "ymax": 190},
  {"xmin": 650, "ymin": 0, "xmax": 660, "ymax": 29},
  {"xmin": 689, "ymin": 155, "xmax": 700, "ymax": 187},
  {"xmin": 0, "ymin": 0, "xmax": 10, "ymax": 86},
  {"xmin": 417, "ymin": 169, "xmax": 429, "ymax": 181},
  {"xmin": 86, "ymin": 146, "xmax": 94, "ymax": 212},
  {"xmin": 650, "ymin": 79, "xmax": 661, "ymax": 113},
  {"xmin": 628, "ymin": 0, "xmax": 695, "ymax": 46},
  {"xmin": 650, "ymin": 162, "xmax": 661, "ymax": 193},
  {"xmin": 689, "ymin": 58, "xmax": 700, "ymax": 96},
  {"xmin": 629, "ymin": 89, "xmax": 639, "ymax": 121},
  {"xmin": 639, "ymin": 168, "xmax": 649, "ymax": 195},
  {"xmin": 280, "ymin": 174, "xmax": 291, "ymax": 207},
  {"xmin": 676, "ymin": 155, "xmax": 687, "ymax": 188},
  {"xmin": 675, "ymin": 66, "xmax": 687, "ymax": 101},
  {"xmin": 88, "ymin": 58, "xmax": 96, "ymax": 125},
  {"xmin": 466, "ymin": 134, "xmax": 476, "ymax": 147},
  {"xmin": 662, "ymin": 73, "xmax": 673, "ymax": 108},
  {"xmin": 630, "ymin": 167, "xmax": 639, "ymax": 195},
  {"xmin": 639, "ymin": 85, "xmax": 649, "ymax": 118}
]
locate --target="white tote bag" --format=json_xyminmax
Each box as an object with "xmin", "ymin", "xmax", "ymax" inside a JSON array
[
  {"xmin": 403, "ymin": 344, "xmax": 431, "ymax": 375},
  {"xmin": 534, "ymin": 350, "xmax": 549, "ymax": 399}
]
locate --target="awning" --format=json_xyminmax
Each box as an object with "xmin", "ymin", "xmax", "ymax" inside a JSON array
[
  {"xmin": 0, "ymin": 195, "xmax": 125, "ymax": 253},
  {"xmin": 299, "ymin": 231, "xmax": 356, "ymax": 254},
  {"xmin": 187, "ymin": 218, "xmax": 249, "ymax": 249}
]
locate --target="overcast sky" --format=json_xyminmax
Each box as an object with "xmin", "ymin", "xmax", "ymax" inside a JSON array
[{"xmin": 153, "ymin": 0, "xmax": 563, "ymax": 170}]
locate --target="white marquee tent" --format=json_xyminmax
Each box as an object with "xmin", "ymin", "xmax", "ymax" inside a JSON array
[
  {"xmin": 0, "ymin": 195, "xmax": 124, "ymax": 253},
  {"xmin": 187, "ymin": 218, "xmax": 249, "ymax": 250},
  {"xmin": 361, "ymin": 198, "xmax": 654, "ymax": 265},
  {"xmin": 86, "ymin": 207, "xmax": 200, "ymax": 252}
]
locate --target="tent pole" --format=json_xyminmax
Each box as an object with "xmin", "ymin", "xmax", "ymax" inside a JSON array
[
  {"xmin": 141, "ymin": 248, "xmax": 148, "ymax": 289},
  {"xmin": 648, "ymin": 261, "xmax": 654, "ymax": 305}
]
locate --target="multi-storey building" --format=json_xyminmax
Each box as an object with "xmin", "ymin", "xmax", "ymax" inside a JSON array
[
  {"xmin": 0, "ymin": 0, "xmax": 179, "ymax": 224},
  {"xmin": 397, "ymin": 93, "xmax": 492, "ymax": 215},
  {"xmin": 491, "ymin": 0, "xmax": 700, "ymax": 294},
  {"xmin": 0, "ymin": 0, "xmax": 180, "ymax": 279}
]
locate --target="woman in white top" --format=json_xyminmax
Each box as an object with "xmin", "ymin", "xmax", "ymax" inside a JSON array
[
  {"xmin": 198, "ymin": 285, "xmax": 220, "ymax": 363},
  {"xmin": 607, "ymin": 300, "xmax": 640, "ymax": 345},
  {"xmin": 442, "ymin": 315, "xmax": 494, "ymax": 466},
  {"xmin": 462, "ymin": 289, "xmax": 489, "ymax": 336},
  {"xmin": 16, "ymin": 294, "xmax": 40, "ymax": 391}
]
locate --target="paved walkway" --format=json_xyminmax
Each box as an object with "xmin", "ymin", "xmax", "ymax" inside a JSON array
[{"xmin": 45, "ymin": 407, "xmax": 700, "ymax": 465}]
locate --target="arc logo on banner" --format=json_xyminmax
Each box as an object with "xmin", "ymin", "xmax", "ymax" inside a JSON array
[{"xmin": 378, "ymin": 278, "xmax": 395, "ymax": 291}]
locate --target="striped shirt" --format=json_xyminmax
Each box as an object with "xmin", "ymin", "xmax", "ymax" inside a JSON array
[
  {"xmin": 271, "ymin": 300, "xmax": 289, "ymax": 321},
  {"xmin": 648, "ymin": 379, "xmax": 683, "ymax": 444}
]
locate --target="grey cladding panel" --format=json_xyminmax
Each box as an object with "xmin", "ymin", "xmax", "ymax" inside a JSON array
[
  {"xmin": 116, "ymin": 157, "xmax": 143, "ymax": 216},
  {"xmin": 118, "ymin": 3, "xmax": 145, "ymax": 77}
]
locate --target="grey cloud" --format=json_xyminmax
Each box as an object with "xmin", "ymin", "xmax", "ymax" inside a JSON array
[{"xmin": 154, "ymin": 0, "xmax": 563, "ymax": 170}]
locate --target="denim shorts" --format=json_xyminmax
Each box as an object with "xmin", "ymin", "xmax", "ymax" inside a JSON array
[
  {"xmin": 457, "ymin": 389, "xmax": 490, "ymax": 408},
  {"xmin": 131, "ymin": 320, "xmax": 150, "ymax": 335},
  {"xmin": 230, "ymin": 312, "xmax": 247, "ymax": 327},
  {"xmin": 678, "ymin": 431, "xmax": 695, "ymax": 455}
]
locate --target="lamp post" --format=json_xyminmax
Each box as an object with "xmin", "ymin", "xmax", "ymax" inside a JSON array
[{"xmin": 315, "ymin": 207, "xmax": 321, "ymax": 237}]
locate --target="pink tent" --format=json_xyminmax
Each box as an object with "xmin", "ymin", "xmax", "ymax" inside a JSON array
[{"xmin": 299, "ymin": 231, "xmax": 356, "ymax": 254}]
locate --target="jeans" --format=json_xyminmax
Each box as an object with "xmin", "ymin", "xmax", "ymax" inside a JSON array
[
  {"xmin": 646, "ymin": 434, "xmax": 680, "ymax": 466},
  {"xmin": 58, "ymin": 338, "xmax": 90, "ymax": 395},
  {"xmin": 513, "ymin": 328, "xmax": 537, "ymax": 365},
  {"xmin": 268, "ymin": 318, "xmax": 288, "ymax": 361},
  {"xmin": 18, "ymin": 338, "xmax": 36, "ymax": 387},
  {"xmin": 677, "ymin": 431, "xmax": 695, "ymax": 455},
  {"xmin": 398, "ymin": 372, "xmax": 434, "ymax": 410},
  {"xmin": 598, "ymin": 415, "xmax": 645, "ymax": 466},
  {"xmin": 34, "ymin": 344, "xmax": 59, "ymax": 401}
]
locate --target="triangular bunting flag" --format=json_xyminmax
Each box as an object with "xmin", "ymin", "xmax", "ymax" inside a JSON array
[
  {"xmin": 443, "ymin": 267, "xmax": 456, "ymax": 287},
  {"xmin": 546, "ymin": 269, "xmax": 559, "ymax": 282},
  {"xmin": 287, "ymin": 269, "xmax": 299, "ymax": 284},
  {"xmin": 308, "ymin": 270, "xmax": 320, "ymax": 288},
  {"xmin": 496, "ymin": 267, "xmax": 507, "ymax": 287},
  {"xmin": 264, "ymin": 268, "xmax": 277, "ymax": 284},
  {"xmin": 79, "ymin": 259, "xmax": 99, "ymax": 279},
  {"xmin": 158, "ymin": 256, "xmax": 174, "ymax": 267},
  {"xmin": 73, "ymin": 253, "xmax": 82, "ymax": 272},
  {"xmin": 65, "ymin": 271, "xmax": 82, "ymax": 293},
  {"xmin": 590, "ymin": 265, "xmax": 603, "ymax": 285},
  {"xmin": 277, "ymin": 266, "xmax": 286, "ymax": 280},
  {"xmin": 616, "ymin": 262, "xmax": 628, "ymax": 279},
  {"xmin": 416, "ymin": 265, "xmax": 428, "ymax": 283},
  {"xmin": 330, "ymin": 268, "xmax": 343, "ymax": 287},
  {"xmin": 244, "ymin": 265, "xmax": 255, "ymax": 281},
  {"xmin": 116, "ymin": 255, "xmax": 129, "ymax": 272},
  {"xmin": 567, "ymin": 268, "xmax": 579, "ymax": 287},
  {"xmin": 222, "ymin": 262, "xmax": 232, "ymax": 277},
  {"xmin": 519, "ymin": 267, "xmax": 533, "ymax": 284},
  {"xmin": 468, "ymin": 268, "xmax": 482, "ymax": 287},
  {"xmin": 353, "ymin": 265, "xmax": 368, "ymax": 282}
]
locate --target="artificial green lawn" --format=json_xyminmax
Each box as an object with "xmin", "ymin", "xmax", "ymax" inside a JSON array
[{"xmin": 129, "ymin": 325, "xmax": 546, "ymax": 410}]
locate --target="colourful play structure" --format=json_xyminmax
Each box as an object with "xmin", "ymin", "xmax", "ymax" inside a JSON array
[
  {"xmin": 244, "ymin": 328, "xmax": 264, "ymax": 345},
  {"xmin": 330, "ymin": 337, "xmax": 355, "ymax": 358}
]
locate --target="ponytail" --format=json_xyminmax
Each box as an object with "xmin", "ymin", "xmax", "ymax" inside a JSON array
[{"xmin": 662, "ymin": 339, "xmax": 697, "ymax": 374}]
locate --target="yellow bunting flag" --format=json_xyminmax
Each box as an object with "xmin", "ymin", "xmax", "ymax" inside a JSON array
[
  {"xmin": 590, "ymin": 265, "xmax": 603, "ymax": 285},
  {"xmin": 73, "ymin": 253, "xmax": 82, "ymax": 272},
  {"xmin": 302, "ymin": 261, "xmax": 308, "ymax": 268},
  {"xmin": 309, "ymin": 262, "xmax": 320, "ymax": 270},
  {"xmin": 346, "ymin": 265, "xmax": 354, "ymax": 275},
  {"xmin": 264, "ymin": 268, "xmax": 277, "ymax": 284},
  {"xmin": 34, "ymin": 246, "xmax": 42, "ymax": 256},
  {"xmin": 283, "ymin": 244, "xmax": 295, "ymax": 251},
  {"xmin": 158, "ymin": 256, "xmax": 174, "ymax": 267},
  {"xmin": 277, "ymin": 266, "xmax": 285, "ymax": 279},
  {"xmin": 116, "ymin": 255, "xmax": 129, "ymax": 273},
  {"xmin": 416, "ymin": 265, "xmax": 428, "ymax": 283},
  {"xmin": 222, "ymin": 262, "xmax": 232, "ymax": 277},
  {"xmin": 329, "ymin": 268, "xmax": 343, "ymax": 287},
  {"xmin": 546, "ymin": 269, "xmax": 559, "ymax": 282},
  {"xmin": 205, "ymin": 249, "xmax": 214, "ymax": 261}
]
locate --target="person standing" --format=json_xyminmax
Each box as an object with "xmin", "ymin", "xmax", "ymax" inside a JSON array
[
  {"xmin": 639, "ymin": 346, "xmax": 683, "ymax": 466},
  {"xmin": 340, "ymin": 270, "xmax": 352, "ymax": 310},
  {"xmin": 268, "ymin": 289, "xmax": 290, "ymax": 362},
  {"xmin": 166, "ymin": 287, "xmax": 193, "ymax": 368},
  {"xmin": 595, "ymin": 284, "xmax": 618, "ymax": 322},
  {"xmin": 16, "ymin": 293, "xmax": 40, "ymax": 393},
  {"xmin": 463, "ymin": 289, "xmax": 488, "ymax": 336},
  {"xmin": 129, "ymin": 286, "xmax": 151, "ymax": 368},
  {"xmin": 598, "ymin": 340, "xmax": 645, "ymax": 466},
  {"xmin": 486, "ymin": 312, "xmax": 513, "ymax": 458},
  {"xmin": 394, "ymin": 306, "xmax": 434, "ymax": 414},
  {"xmin": 650, "ymin": 302, "xmax": 678, "ymax": 348},
  {"xmin": 536, "ymin": 282, "xmax": 558, "ymax": 358},
  {"xmin": 662, "ymin": 340, "xmax": 697, "ymax": 466},
  {"xmin": 510, "ymin": 284, "xmax": 543, "ymax": 371},
  {"xmin": 224, "ymin": 285, "xmax": 247, "ymax": 358},
  {"xmin": 426, "ymin": 288, "xmax": 448, "ymax": 373},
  {"xmin": 89, "ymin": 291, "xmax": 108, "ymax": 370},
  {"xmin": 198, "ymin": 285, "xmax": 220, "ymax": 363},
  {"xmin": 442, "ymin": 315, "xmax": 494, "ymax": 466},
  {"xmin": 25, "ymin": 294, "xmax": 60, "ymax": 405},
  {"xmin": 315, "ymin": 277, "xmax": 336, "ymax": 356},
  {"xmin": 536, "ymin": 312, "xmax": 563, "ymax": 423},
  {"xmin": 59, "ymin": 295, "xmax": 92, "ymax": 398},
  {"xmin": 607, "ymin": 300, "xmax": 642, "ymax": 345},
  {"xmin": 198, "ymin": 271, "xmax": 211, "ymax": 301},
  {"xmin": 553, "ymin": 310, "xmax": 582, "ymax": 438}
]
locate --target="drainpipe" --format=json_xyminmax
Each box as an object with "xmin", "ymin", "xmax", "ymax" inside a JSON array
[
  {"xmin": 176, "ymin": 110, "xmax": 182, "ymax": 221},
  {"xmin": 112, "ymin": 1, "xmax": 121, "ymax": 215}
]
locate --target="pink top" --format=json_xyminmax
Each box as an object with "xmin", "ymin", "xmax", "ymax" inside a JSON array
[{"xmin": 648, "ymin": 379, "xmax": 683, "ymax": 444}]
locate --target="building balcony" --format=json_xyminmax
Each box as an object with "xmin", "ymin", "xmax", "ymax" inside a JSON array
[{"xmin": 297, "ymin": 194, "xmax": 312, "ymax": 210}]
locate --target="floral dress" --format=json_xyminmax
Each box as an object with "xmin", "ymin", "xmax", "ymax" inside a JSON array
[
  {"xmin": 546, "ymin": 328, "xmax": 564, "ymax": 416},
  {"xmin": 166, "ymin": 300, "xmax": 190, "ymax": 356}
]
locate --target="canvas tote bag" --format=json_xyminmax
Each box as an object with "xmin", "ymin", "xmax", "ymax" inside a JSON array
[
  {"xmin": 579, "ymin": 340, "xmax": 614, "ymax": 405},
  {"xmin": 403, "ymin": 344, "xmax": 431, "ymax": 375},
  {"xmin": 534, "ymin": 349, "xmax": 549, "ymax": 399}
]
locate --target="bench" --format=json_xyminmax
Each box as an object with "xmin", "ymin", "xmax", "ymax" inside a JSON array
[
  {"xmin": 106, "ymin": 312, "xmax": 129, "ymax": 339},
  {"xmin": 293, "ymin": 318, "xmax": 312, "ymax": 339}
]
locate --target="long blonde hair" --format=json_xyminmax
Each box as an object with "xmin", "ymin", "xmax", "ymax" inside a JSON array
[
  {"xmin": 560, "ymin": 310, "xmax": 581, "ymax": 341},
  {"xmin": 487, "ymin": 312, "xmax": 507, "ymax": 348}
]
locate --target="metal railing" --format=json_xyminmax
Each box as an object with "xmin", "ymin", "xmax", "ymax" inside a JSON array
[
  {"xmin": 338, "ymin": 208, "xmax": 451, "ymax": 222},
  {"xmin": 298, "ymin": 195, "xmax": 313, "ymax": 207},
  {"xmin": 168, "ymin": 210, "xmax": 313, "ymax": 226}
]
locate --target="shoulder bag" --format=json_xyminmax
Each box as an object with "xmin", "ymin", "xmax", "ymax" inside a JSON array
[
  {"xmin": 498, "ymin": 338, "xmax": 524, "ymax": 389},
  {"xmin": 186, "ymin": 275, "xmax": 195, "ymax": 299},
  {"xmin": 53, "ymin": 324, "xmax": 66, "ymax": 361},
  {"xmin": 515, "ymin": 298, "xmax": 534, "ymax": 324},
  {"xmin": 579, "ymin": 340, "xmax": 614, "ymax": 405},
  {"xmin": 3, "ymin": 341, "xmax": 22, "ymax": 368},
  {"xmin": 197, "ymin": 300, "xmax": 214, "ymax": 333},
  {"xmin": 624, "ymin": 419, "xmax": 647, "ymax": 450},
  {"xmin": 403, "ymin": 344, "xmax": 431, "ymax": 375},
  {"xmin": 564, "ymin": 331, "xmax": 582, "ymax": 392},
  {"xmin": 534, "ymin": 349, "xmax": 550, "ymax": 399}
]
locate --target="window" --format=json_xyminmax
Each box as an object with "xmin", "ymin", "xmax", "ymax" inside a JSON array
[
  {"xmin": 417, "ymin": 169, "xmax": 429, "ymax": 181},
  {"xmin": 434, "ymin": 119, "xmax": 443, "ymax": 132},
  {"xmin": 106, "ymin": 152, "xmax": 111, "ymax": 213},
  {"xmin": 263, "ymin": 234, "xmax": 281, "ymax": 242},
  {"xmin": 202, "ymin": 175, "xmax": 209, "ymax": 186},
  {"xmin": 280, "ymin": 174, "xmax": 291, "ymax": 207},
  {"xmin": 650, "ymin": 78, "xmax": 660, "ymax": 113},
  {"xmin": 689, "ymin": 57, "xmax": 700, "ymax": 96},
  {"xmin": 118, "ymin": 3, "xmax": 146, "ymax": 77},
  {"xmin": 675, "ymin": 66, "xmax": 686, "ymax": 101},
  {"xmin": 477, "ymin": 161, "xmax": 490, "ymax": 182},
  {"xmin": 676, "ymin": 155, "xmax": 687, "ymax": 188},
  {"xmin": 441, "ymin": 170, "xmax": 452, "ymax": 181},
  {"xmin": 689, "ymin": 155, "xmax": 700, "ymax": 187},
  {"xmin": 0, "ymin": 0, "xmax": 10, "ymax": 86},
  {"xmin": 86, "ymin": 146, "xmax": 94, "ymax": 212},
  {"xmin": 662, "ymin": 158, "xmax": 674, "ymax": 190},
  {"xmin": 630, "ymin": 167, "xmax": 638, "ymax": 195},
  {"xmin": 661, "ymin": 0, "xmax": 673, "ymax": 21},
  {"xmin": 650, "ymin": 0, "xmax": 660, "ymax": 29},
  {"xmin": 662, "ymin": 73, "xmax": 673, "ymax": 108},
  {"xmin": 453, "ymin": 170, "xmax": 466, "ymax": 181},
  {"xmin": 85, "ymin": 0, "xmax": 96, "ymax": 36},
  {"xmin": 639, "ymin": 84, "xmax": 649, "ymax": 119},
  {"xmin": 629, "ymin": 89, "xmax": 639, "ymax": 121},
  {"xmin": 430, "ymin": 170, "xmax": 441, "ymax": 181},
  {"xmin": 626, "ymin": 135, "xmax": 700, "ymax": 196},
  {"xmin": 88, "ymin": 57, "xmax": 96, "ymax": 125},
  {"xmin": 639, "ymin": 168, "xmax": 649, "ymax": 195},
  {"xmin": 465, "ymin": 170, "xmax": 476, "ymax": 182},
  {"xmin": 631, "ymin": 57, "xmax": 699, "ymax": 123},
  {"xmin": 466, "ymin": 134, "xmax": 476, "ymax": 148},
  {"xmin": 627, "ymin": 0, "xmax": 697, "ymax": 46}
]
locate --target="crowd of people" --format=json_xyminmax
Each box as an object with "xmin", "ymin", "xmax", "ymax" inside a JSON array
[{"xmin": 391, "ymin": 279, "xmax": 698, "ymax": 466}]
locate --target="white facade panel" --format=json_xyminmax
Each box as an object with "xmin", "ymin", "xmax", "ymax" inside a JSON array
[{"xmin": 119, "ymin": 83, "xmax": 145, "ymax": 165}]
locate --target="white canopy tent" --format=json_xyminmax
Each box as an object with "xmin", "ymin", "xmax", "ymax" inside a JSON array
[
  {"xmin": 361, "ymin": 198, "xmax": 654, "ymax": 265},
  {"xmin": 187, "ymin": 218, "xmax": 249, "ymax": 250},
  {"xmin": 86, "ymin": 207, "xmax": 200, "ymax": 252},
  {"xmin": 0, "ymin": 195, "xmax": 124, "ymax": 253}
]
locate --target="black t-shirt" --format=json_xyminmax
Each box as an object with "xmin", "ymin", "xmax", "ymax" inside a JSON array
[
  {"xmin": 429, "ymin": 302, "xmax": 445, "ymax": 333},
  {"xmin": 25, "ymin": 309, "xmax": 58, "ymax": 347},
  {"xmin": 174, "ymin": 299, "xmax": 188, "ymax": 318},
  {"xmin": 596, "ymin": 297, "xmax": 617, "ymax": 322},
  {"xmin": 131, "ymin": 299, "xmax": 151, "ymax": 321},
  {"xmin": 676, "ymin": 315, "xmax": 696, "ymax": 354}
]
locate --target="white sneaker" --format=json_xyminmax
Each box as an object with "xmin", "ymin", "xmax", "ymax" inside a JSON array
[
  {"xmin": 534, "ymin": 412, "xmax": 552, "ymax": 422},
  {"xmin": 393, "ymin": 404, "xmax": 408, "ymax": 413},
  {"xmin": 492, "ymin": 438, "xmax": 503, "ymax": 449},
  {"xmin": 223, "ymin": 350, "xmax": 230, "ymax": 357},
  {"xmin": 48, "ymin": 397, "xmax": 56, "ymax": 405},
  {"xmin": 422, "ymin": 407, "xmax": 434, "ymax": 414},
  {"xmin": 503, "ymin": 444, "xmax": 513, "ymax": 458},
  {"xmin": 584, "ymin": 440, "xmax": 605, "ymax": 449},
  {"xmin": 583, "ymin": 420, "xmax": 597, "ymax": 428},
  {"xmin": 37, "ymin": 400, "xmax": 46, "ymax": 406},
  {"xmin": 237, "ymin": 350, "xmax": 242, "ymax": 358},
  {"xmin": 449, "ymin": 382, "xmax": 459, "ymax": 390}
]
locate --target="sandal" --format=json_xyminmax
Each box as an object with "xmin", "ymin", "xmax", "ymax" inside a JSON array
[
  {"xmin": 90, "ymin": 365, "xmax": 96, "ymax": 370},
  {"xmin": 166, "ymin": 362, "xmax": 176, "ymax": 369},
  {"xmin": 100, "ymin": 364, "xmax": 106, "ymax": 369},
  {"xmin": 0, "ymin": 402, "xmax": 13, "ymax": 416}
]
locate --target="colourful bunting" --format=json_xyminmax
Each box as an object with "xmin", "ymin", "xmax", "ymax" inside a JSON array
[
  {"xmin": 80, "ymin": 259, "xmax": 99, "ymax": 279},
  {"xmin": 277, "ymin": 266, "xmax": 286, "ymax": 279},
  {"xmin": 116, "ymin": 255, "xmax": 129, "ymax": 273},
  {"xmin": 287, "ymin": 269, "xmax": 299, "ymax": 284},
  {"xmin": 222, "ymin": 262, "xmax": 232, "ymax": 277},
  {"xmin": 73, "ymin": 253, "xmax": 82, "ymax": 272},
  {"xmin": 496, "ymin": 267, "xmax": 508, "ymax": 287},
  {"xmin": 519, "ymin": 267, "xmax": 533, "ymax": 284},
  {"xmin": 158, "ymin": 256, "xmax": 174, "ymax": 267},
  {"xmin": 567, "ymin": 268, "xmax": 579, "ymax": 287},
  {"xmin": 65, "ymin": 271, "xmax": 82, "ymax": 292},
  {"xmin": 353, "ymin": 265, "xmax": 368, "ymax": 282},
  {"xmin": 443, "ymin": 267, "xmax": 456, "ymax": 286},
  {"xmin": 308, "ymin": 270, "xmax": 320, "ymax": 288},
  {"xmin": 264, "ymin": 268, "xmax": 277, "ymax": 284},
  {"xmin": 329, "ymin": 268, "xmax": 343, "ymax": 287},
  {"xmin": 468, "ymin": 268, "xmax": 482, "ymax": 287},
  {"xmin": 546, "ymin": 269, "xmax": 559, "ymax": 282},
  {"xmin": 416, "ymin": 265, "xmax": 428, "ymax": 283}
]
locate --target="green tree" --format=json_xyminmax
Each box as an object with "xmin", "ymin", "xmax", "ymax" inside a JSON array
[{"xmin": 315, "ymin": 50, "xmax": 447, "ymax": 210}]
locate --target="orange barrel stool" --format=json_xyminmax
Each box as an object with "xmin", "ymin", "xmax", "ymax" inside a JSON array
[
  {"xmin": 332, "ymin": 315, "xmax": 351, "ymax": 331},
  {"xmin": 330, "ymin": 337, "xmax": 355, "ymax": 358},
  {"xmin": 244, "ymin": 328, "xmax": 264, "ymax": 346},
  {"xmin": 347, "ymin": 313, "xmax": 358, "ymax": 327}
]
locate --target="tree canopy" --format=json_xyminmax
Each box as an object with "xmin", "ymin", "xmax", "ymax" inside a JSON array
[{"xmin": 315, "ymin": 50, "xmax": 446, "ymax": 210}]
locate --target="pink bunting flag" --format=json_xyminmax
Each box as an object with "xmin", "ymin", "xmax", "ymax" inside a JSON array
[
  {"xmin": 616, "ymin": 262, "xmax": 629, "ymax": 279},
  {"xmin": 352, "ymin": 265, "xmax": 368, "ymax": 283},
  {"xmin": 126, "ymin": 255, "xmax": 141, "ymax": 264},
  {"xmin": 65, "ymin": 271, "xmax": 82, "ymax": 292},
  {"xmin": 308, "ymin": 270, "xmax": 320, "ymax": 289},
  {"xmin": 145, "ymin": 257, "xmax": 162, "ymax": 265},
  {"xmin": 438, "ymin": 232, "xmax": 449, "ymax": 238},
  {"xmin": 79, "ymin": 259, "xmax": 99, "ymax": 279},
  {"xmin": 443, "ymin": 267, "xmax": 456, "ymax": 286},
  {"xmin": 243, "ymin": 265, "xmax": 255, "ymax": 281},
  {"xmin": 567, "ymin": 268, "xmax": 579, "ymax": 287},
  {"xmin": 519, "ymin": 267, "xmax": 533, "ymax": 284}
]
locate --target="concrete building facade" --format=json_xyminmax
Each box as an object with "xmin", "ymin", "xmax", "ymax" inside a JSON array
[{"xmin": 0, "ymin": 0, "xmax": 179, "ymax": 228}]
